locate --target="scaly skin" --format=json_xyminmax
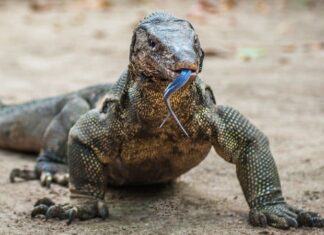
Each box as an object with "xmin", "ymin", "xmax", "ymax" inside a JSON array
[{"xmin": 2, "ymin": 12, "xmax": 323, "ymax": 229}]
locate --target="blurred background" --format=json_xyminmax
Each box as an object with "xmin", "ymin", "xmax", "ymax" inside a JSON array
[{"xmin": 0, "ymin": 1, "xmax": 323, "ymax": 234}]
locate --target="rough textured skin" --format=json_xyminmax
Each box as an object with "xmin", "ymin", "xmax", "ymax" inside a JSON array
[{"xmin": 1, "ymin": 12, "xmax": 323, "ymax": 229}]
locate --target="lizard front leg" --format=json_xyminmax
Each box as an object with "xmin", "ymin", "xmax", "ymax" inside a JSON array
[
  {"xmin": 32, "ymin": 110, "xmax": 110, "ymax": 224},
  {"xmin": 209, "ymin": 105, "xmax": 324, "ymax": 229}
]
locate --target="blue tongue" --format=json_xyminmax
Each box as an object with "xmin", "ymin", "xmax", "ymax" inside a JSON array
[{"xmin": 160, "ymin": 69, "xmax": 192, "ymax": 137}]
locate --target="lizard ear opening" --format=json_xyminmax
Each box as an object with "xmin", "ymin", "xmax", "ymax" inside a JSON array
[{"xmin": 199, "ymin": 48, "xmax": 204, "ymax": 73}]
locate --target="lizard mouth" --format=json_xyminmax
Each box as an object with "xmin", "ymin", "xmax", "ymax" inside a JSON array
[
  {"xmin": 164, "ymin": 66, "xmax": 198, "ymax": 81},
  {"xmin": 173, "ymin": 69, "xmax": 197, "ymax": 76},
  {"xmin": 172, "ymin": 62, "xmax": 198, "ymax": 73}
]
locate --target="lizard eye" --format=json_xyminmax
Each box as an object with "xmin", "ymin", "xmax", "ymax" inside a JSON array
[{"xmin": 148, "ymin": 39, "xmax": 156, "ymax": 48}]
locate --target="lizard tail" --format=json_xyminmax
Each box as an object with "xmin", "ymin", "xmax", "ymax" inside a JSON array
[{"xmin": 0, "ymin": 97, "xmax": 63, "ymax": 153}]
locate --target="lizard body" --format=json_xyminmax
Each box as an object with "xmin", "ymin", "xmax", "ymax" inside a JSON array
[{"xmin": 2, "ymin": 12, "xmax": 323, "ymax": 229}]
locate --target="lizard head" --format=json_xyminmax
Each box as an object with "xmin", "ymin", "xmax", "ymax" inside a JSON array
[
  {"xmin": 127, "ymin": 12, "xmax": 204, "ymax": 136},
  {"xmin": 128, "ymin": 12, "xmax": 204, "ymax": 83}
]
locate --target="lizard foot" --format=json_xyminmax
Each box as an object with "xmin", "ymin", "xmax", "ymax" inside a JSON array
[
  {"xmin": 249, "ymin": 203, "xmax": 324, "ymax": 229},
  {"xmin": 31, "ymin": 197, "xmax": 109, "ymax": 224},
  {"xmin": 9, "ymin": 168, "xmax": 69, "ymax": 188},
  {"xmin": 10, "ymin": 158, "xmax": 69, "ymax": 188}
]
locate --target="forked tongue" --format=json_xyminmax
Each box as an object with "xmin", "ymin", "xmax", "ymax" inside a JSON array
[{"xmin": 159, "ymin": 69, "xmax": 192, "ymax": 137}]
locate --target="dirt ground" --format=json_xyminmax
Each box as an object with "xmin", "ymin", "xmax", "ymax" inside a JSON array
[{"xmin": 0, "ymin": 0, "xmax": 323, "ymax": 234}]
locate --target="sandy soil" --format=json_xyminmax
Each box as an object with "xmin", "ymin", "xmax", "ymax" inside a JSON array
[{"xmin": 0, "ymin": 1, "xmax": 323, "ymax": 234}]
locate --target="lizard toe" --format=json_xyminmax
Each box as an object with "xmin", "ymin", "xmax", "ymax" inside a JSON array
[
  {"xmin": 45, "ymin": 205, "xmax": 67, "ymax": 220},
  {"xmin": 31, "ymin": 204, "xmax": 49, "ymax": 218},
  {"xmin": 40, "ymin": 172, "xmax": 53, "ymax": 188},
  {"xmin": 53, "ymin": 173, "xmax": 69, "ymax": 187},
  {"xmin": 297, "ymin": 211, "xmax": 324, "ymax": 227},
  {"xmin": 9, "ymin": 168, "xmax": 37, "ymax": 183},
  {"xmin": 39, "ymin": 171, "xmax": 69, "ymax": 188},
  {"xmin": 67, "ymin": 207, "xmax": 78, "ymax": 225},
  {"xmin": 97, "ymin": 200, "xmax": 109, "ymax": 220},
  {"xmin": 9, "ymin": 168, "xmax": 20, "ymax": 183},
  {"xmin": 264, "ymin": 213, "xmax": 294, "ymax": 229},
  {"xmin": 34, "ymin": 197, "xmax": 55, "ymax": 207},
  {"xmin": 249, "ymin": 209, "xmax": 267, "ymax": 227}
]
